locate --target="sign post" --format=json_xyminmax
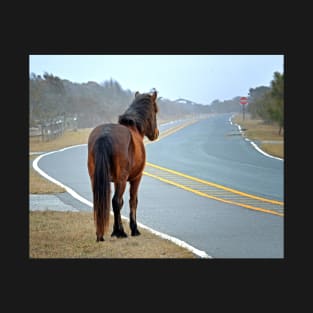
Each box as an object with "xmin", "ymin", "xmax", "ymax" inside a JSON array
[{"xmin": 240, "ymin": 97, "xmax": 248, "ymax": 121}]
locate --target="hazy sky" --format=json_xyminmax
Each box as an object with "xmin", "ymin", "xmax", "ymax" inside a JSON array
[{"xmin": 29, "ymin": 54, "xmax": 284, "ymax": 105}]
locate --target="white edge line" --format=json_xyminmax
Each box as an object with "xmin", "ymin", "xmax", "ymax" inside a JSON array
[
  {"xmin": 32, "ymin": 144, "xmax": 212, "ymax": 259},
  {"xmin": 136, "ymin": 222, "xmax": 211, "ymax": 258},
  {"xmin": 32, "ymin": 144, "xmax": 92, "ymax": 207},
  {"xmin": 230, "ymin": 114, "xmax": 283, "ymax": 161},
  {"xmin": 245, "ymin": 138, "xmax": 283, "ymax": 161}
]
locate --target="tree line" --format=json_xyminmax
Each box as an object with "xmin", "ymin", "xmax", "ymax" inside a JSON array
[
  {"xmin": 29, "ymin": 71, "xmax": 284, "ymax": 133},
  {"xmin": 247, "ymin": 71, "xmax": 284, "ymax": 135},
  {"xmin": 29, "ymin": 73, "xmax": 212, "ymax": 128}
]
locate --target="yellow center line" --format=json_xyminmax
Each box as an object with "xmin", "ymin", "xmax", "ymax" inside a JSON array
[
  {"xmin": 146, "ymin": 162, "xmax": 283, "ymax": 206},
  {"xmin": 143, "ymin": 171, "xmax": 284, "ymax": 217},
  {"xmin": 157, "ymin": 121, "xmax": 198, "ymax": 140},
  {"xmin": 145, "ymin": 119, "xmax": 199, "ymax": 145}
]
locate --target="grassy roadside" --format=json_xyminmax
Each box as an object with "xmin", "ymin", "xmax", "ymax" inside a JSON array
[
  {"xmin": 232, "ymin": 113, "xmax": 284, "ymax": 159},
  {"xmin": 30, "ymin": 128, "xmax": 92, "ymax": 152},
  {"xmin": 29, "ymin": 211, "xmax": 196, "ymax": 258},
  {"xmin": 29, "ymin": 127, "xmax": 198, "ymax": 258}
]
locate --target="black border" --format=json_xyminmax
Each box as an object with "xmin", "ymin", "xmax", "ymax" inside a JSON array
[{"xmin": 7, "ymin": 37, "xmax": 294, "ymax": 300}]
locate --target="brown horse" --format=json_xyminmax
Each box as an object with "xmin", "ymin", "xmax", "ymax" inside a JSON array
[{"xmin": 87, "ymin": 90, "xmax": 159, "ymax": 242}]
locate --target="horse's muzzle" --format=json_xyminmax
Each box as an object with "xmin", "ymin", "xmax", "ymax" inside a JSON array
[{"xmin": 147, "ymin": 128, "xmax": 159, "ymax": 141}]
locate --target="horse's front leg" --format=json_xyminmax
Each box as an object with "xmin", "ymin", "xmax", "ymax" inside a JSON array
[
  {"xmin": 111, "ymin": 181, "xmax": 128, "ymax": 238},
  {"xmin": 129, "ymin": 176, "xmax": 141, "ymax": 236}
]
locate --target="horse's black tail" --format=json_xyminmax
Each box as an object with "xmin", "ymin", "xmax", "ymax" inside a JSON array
[{"xmin": 93, "ymin": 136, "xmax": 112, "ymax": 241}]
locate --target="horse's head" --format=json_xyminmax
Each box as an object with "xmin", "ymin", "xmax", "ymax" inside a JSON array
[
  {"xmin": 135, "ymin": 89, "xmax": 159, "ymax": 141},
  {"xmin": 119, "ymin": 89, "xmax": 159, "ymax": 140}
]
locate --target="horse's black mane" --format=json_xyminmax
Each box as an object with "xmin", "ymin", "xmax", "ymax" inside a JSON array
[{"xmin": 118, "ymin": 93, "xmax": 155, "ymax": 134}]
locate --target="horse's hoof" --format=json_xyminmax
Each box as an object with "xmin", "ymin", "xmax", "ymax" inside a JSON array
[
  {"xmin": 119, "ymin": 232, "xmax": 128, "ymax": 238},
  {"xmin": 131, "ymin": 229, "xmax": 141, "ymax": 236},
  {"xmin": 111, "ymin": 229, "xmax": 128, "ymax": 238},
  {"xmin": 96, "ymin": 236, "xmax": 104, "ymax": 242}
]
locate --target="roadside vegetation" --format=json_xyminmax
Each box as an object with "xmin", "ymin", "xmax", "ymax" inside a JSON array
[
  {"xmin": 247, "ymin": 72, "xmax": 284, "ymax": 136},
  {"xmin": 29, "ymin": 73, "xmax": 211, "ymax": 129}
]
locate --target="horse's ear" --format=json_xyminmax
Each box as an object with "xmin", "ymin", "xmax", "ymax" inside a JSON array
[
  {"xmin": 135, "ymin": 91, "xmax": 140, "ymax": 98},
  {"xmin": 151, "ymin": 89, "xmax": 157, "ymax": 101}
]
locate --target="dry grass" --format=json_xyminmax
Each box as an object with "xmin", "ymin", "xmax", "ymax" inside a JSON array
[
  {"xmin": 30, "ymin": 128, "xmax": 92, "ymax": 152},
  {"xmin": 232, "ymin": 114, "xmax": 284, "ymax": 158},
  {"xmin": 29, "ymin": 211, "xmax": 196, "ymax": 258},
  {"xmin": 260, "ymin": 142, "xmax": 284, "ymax": 159}
]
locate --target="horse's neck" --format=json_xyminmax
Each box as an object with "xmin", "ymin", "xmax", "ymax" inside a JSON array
[{"xmin": 128, "ymin": 126, "xmax": 144, "ymax": 142}]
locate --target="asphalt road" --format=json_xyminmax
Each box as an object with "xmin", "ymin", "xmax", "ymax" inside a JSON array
[
  {"xmin": 147, "ymin": 114, "xmax": 283, "ymax": 201},
  {"xmin": 35, "ymin": 113, "xmax": 284, "ymax": 258}
]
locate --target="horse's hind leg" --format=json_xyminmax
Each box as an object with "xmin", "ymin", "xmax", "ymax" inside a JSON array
[
  {"xmin": 111, "ymin": 181, "xmax": 128, "ymax": 238},
  {"xmin": 129, "ymin": 177, "xmax": 141, "ymax": 236}
]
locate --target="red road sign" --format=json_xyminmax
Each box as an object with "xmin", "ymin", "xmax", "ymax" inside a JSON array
[{"xmin": 240, "ymin": 97, "xmax": 248, "ymax": 105}]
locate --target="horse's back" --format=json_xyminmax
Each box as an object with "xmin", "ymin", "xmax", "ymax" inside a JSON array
[{"xmin": 88, "ymin": 123, "xmax": 131, "ymax": 151}]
